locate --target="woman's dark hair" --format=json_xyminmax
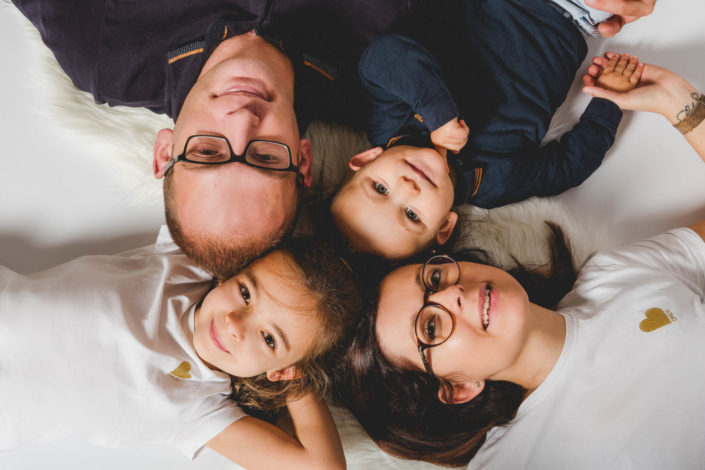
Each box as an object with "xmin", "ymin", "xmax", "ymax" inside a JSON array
[
  {"xmin": 227, "ymin": 237, "xmax": 361, "ymax": 413},
  {"xmin": 336, "ymin": 222, "xmax": 576, "ymax": 467}
]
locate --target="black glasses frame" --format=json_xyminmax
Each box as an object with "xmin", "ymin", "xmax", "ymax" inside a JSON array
[
  {"xmin": 163, "ymin": 134, "xmax": 300, "ymax": 177},
  {"xmin": 414, "ymin": 255, "xmax": 460, "ymax": 376}
]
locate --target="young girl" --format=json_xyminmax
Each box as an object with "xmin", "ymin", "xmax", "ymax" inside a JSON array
[
  {"xmin": 341, "ymin": 218, "xmax": 705, "ymax": 468},
  {"xmin": 0, "ymin": 228, "xmax": 359, "ymax": 469},
  {"xmin": 330, "ymin": 0, "xmax": 639, "ymax": 259}
]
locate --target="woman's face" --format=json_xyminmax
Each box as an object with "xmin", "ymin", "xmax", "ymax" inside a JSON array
[
  {"xmin": 375, "ymin": 260, "xmax": 531, "ymax": 384},
  {"xmin": 193, "ymin": 250, "xmax": 317, "ymax": 378}
]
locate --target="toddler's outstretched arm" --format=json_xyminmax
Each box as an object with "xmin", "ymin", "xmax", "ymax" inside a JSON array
[
  {"xmin": 583, "ymin": 52, "xmax": 705, "ymax": 162},
  {"xmin": 207, "ymin": 393, "xmax": 345, "ymax": 470}
]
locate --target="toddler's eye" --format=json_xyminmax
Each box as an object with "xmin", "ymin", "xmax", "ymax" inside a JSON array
[
  {"xmin": 262, "ymin": 332, "xmax": 276, "ymax": 350},
  {"xmin": 405, "ymin": 207, "xmax": 420, "ymax": 222},
  {"xmin": 373, "ymin": 182, "xmax": 389, "ymax": 195},
  {"xmin": 239, "ymin": 283, "xmax": 251, "ymax": 305}
]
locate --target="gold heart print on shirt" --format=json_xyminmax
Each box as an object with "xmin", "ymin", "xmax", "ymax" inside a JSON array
[
  {"xmin": 169, "ymin": 361, "xmax": 192, "ymax": 379},
  {"xmin": 639, "ymin": 308, "xmax": 672, "ymax": 332}
]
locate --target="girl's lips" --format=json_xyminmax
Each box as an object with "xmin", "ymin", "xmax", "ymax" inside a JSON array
[{"xmin": 210, "ymin": 320, "xmax": 230, "ymax": 353}]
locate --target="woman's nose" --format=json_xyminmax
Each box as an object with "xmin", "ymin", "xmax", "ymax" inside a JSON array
[{"xmin": 427, "ymin": 284, "xmax": 464, "ymax": 314}]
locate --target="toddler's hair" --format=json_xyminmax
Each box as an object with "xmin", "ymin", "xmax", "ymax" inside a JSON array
[{"xmin": 229, "ymin": 238, "xmax": 362, "ymax": 412}]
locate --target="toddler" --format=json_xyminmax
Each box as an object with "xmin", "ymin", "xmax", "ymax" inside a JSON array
[
  {"xmin": 332, "ymin": 0, "xmax": 639, "ymax": 259},
  {"xmin": 0, "ymin": 228, "xmax": 359, "ymax": 469}
]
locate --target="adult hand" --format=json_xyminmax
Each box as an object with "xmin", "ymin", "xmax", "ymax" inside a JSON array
[
  {"xmin": 582, "ymin": 52, "xmax": 699, "ymax": 123},
  {"xmin": 585, "ymin": 0, "xmax": 657, "ymax": 37},
  {"xmin": 430, "ymin": 118, "xmax": 469, "ymax": 154}
]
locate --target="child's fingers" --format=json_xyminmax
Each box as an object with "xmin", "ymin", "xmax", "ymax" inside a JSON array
[
  {"xmin": 614, "ymin": 53, "xmax": 630, "ymax": 74},
  {"xmin": 592, "ymin": 56, "xmax": 609, "ymax": 68},
  {"xmin": 624, "ymin": 56, "xmax": 639, "ymax": 75},
  {"xmin": 629, "ymin": 62, "xmax": 645, "ymax": 86},
  {"xmin": 582, "ymin": 73, "xmax": 597, "ymax": 87},
  {"xmin": 587, "ymin": 64, "xmax": 602, "ymax": 79},
  {"xmin": 604, "ymin": 51, "xmax": 620, "ymax": 60},
  {"xmin": 603, "ymin": 53, "xmax": 619, "ymax": 73}
]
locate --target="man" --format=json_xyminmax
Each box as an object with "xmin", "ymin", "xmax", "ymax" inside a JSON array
[{"xmin": 12, "ymin": 0, "xmax": 412, "ymax": 278}]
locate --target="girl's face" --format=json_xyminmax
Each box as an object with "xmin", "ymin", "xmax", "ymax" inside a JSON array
[
  {"xmin": 193, "ymin": 251, "xmax": 318, "ymax": 378},
  {"xmin": 375, "ymin": 260, "xmax": 530, "ymax": 384}
]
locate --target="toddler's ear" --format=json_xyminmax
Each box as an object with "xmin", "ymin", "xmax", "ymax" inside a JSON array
[
  {"xmin": 435, "ymin": 210, "xmax": 459, "ymax": 246},
  {"xmin": 266, "ymin": 365, "xmax": 303, "ymax": 382},
  {"xmin": 349, "ymin": 147, "xmax": 384, "ymax": 171}
]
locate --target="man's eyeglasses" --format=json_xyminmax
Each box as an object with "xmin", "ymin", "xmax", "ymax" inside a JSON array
[
  {"xmin": 163, "ymin": 135, "xmax": 301, "ymax": 178},
  {"xmin": 414, "ymin": 255, "xmax": 460, "ymax": 377}
]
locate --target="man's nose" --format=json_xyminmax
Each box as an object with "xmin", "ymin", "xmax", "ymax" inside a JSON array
[
  {"xmin": 427, "ymin": 284, "xmax": 464, "ymax": 315},
  {"xmin": 224, "ymin": 107, "xmax": 261, "ymax": 155},
  {"xmin": 224, "ymin": 311, "xmax": 248, "ymax": 341}
]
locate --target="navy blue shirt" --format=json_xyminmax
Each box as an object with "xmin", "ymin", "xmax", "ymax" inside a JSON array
[
  {"xmin": 12, "ymin": 0, "xmax": 414, "ymax": 132},
  {"xmin": 359, "ymin": 0, "xmax": 623, "ymax": 208}
]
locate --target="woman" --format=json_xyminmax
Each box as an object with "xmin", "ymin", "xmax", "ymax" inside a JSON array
[{"xmin": 343, "ymin": 218, "xmax": 705, "ymax": 468}]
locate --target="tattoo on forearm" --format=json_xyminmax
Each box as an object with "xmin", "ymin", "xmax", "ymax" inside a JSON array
[{"xmin": 676, "ymin": 92, "xmax": 703, "ymax": 122}]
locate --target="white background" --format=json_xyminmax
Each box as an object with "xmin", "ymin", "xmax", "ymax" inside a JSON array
[{"xmin": 1, "ymin": 0, "xmax": 704, "ymax": 469}]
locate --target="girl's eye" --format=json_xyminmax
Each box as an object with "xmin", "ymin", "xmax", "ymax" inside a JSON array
[
  {"xmin": 405, "ymin": 207, "xmax": 420, "ymax": 222},
  {"xmin": 239, "ymin": 283, "xmax": 251, "ymax": 305},
  {"xmin": 262, "ymin": 332, "xmax": 276, "ymax": 350},
  {"xmin": 373, "ymin": 182, "xmax": 389, "ymax": 195}
]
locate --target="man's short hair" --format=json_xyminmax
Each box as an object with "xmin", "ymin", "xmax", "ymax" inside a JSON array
[{"xmin": 163, "ymin": 172, "xmax": 301, "ymax": 279}]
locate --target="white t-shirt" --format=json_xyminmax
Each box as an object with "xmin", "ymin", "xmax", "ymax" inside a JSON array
[
  {"xmin": 470, "ymin": 228, "xmax": 705, "ymax": 470},
  {"xmin": 0, "ymin": 227, "xmax": 245, "ymax": 459}
]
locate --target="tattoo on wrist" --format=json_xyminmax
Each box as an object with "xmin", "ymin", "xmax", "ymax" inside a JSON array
[{"xmin": 676, "ymin": 92, "xmax": 704, "ymax": 122}]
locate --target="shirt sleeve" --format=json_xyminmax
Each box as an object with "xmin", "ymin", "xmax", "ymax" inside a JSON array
[
  {"xmin": 465, "ymin": 98, "xmax": 622, "ymax": 207},
  {"xmin": 358, "ymin": 34, "xmax": 459, "ymax": 147},
  {"xmin": 176, "ymin": 398, "xmax": 247, "ymax": 460},
  {"xmin": 580, "ymin": 228, "xmax": 705, "ymax": 301}
]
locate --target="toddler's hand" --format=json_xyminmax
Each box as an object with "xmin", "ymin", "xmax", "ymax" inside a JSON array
[
  {"xmin": 590, "ymin": 53, "xmax": 643, "ymax": 92},
  {"xmin": 430, "ymin": 118, "xmax": 469, "ymax": 154}
]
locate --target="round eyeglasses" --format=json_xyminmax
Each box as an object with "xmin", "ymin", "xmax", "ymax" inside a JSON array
[
  {"xmin": 415, "ymin": 255, "xmax": 461, "ymax": 376},
  {"xmin": 163, "ymin": 135, "xmax": 300, "ymax": 176}
]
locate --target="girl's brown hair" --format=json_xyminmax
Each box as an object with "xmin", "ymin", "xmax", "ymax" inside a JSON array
[{"xmin": 228, "ymin": 238, "xmax": 361, "ymax": 412}]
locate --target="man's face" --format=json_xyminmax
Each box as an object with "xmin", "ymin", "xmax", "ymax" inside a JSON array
[{"xmin": 154, "ymin": 33, "xmax": 312, "ymax": 259}]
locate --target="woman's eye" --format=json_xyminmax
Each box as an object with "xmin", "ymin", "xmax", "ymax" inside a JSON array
[
  {"xmin": 239, "ymin": 283, "xmax": 251, "ymax": 305},
  {"xmin": 373, "ymin": 182, "xmax": 389, "ymax": 195},
  {"xmin": 424, "ymin": 317, "xmax": 437, "ymax": 341},
  {"xmin": 429, "ymin": 268, "xmax": 442, "ymax": 290},
  {"xmin": 405, "ymin": 207, "xmax": 420, "ymax": 222},
  {"xmin": 262, "ymin": 332, "xmax": 276, "ymax": 350}
]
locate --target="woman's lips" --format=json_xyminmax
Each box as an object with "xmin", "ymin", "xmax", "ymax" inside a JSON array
[
  {"xmin": 210, "ymin": 320, "xmax": 230, "ymax": 353},
  {"xmin": 478, "ymin": 284, "xmax": 497, "ymax": 330}
]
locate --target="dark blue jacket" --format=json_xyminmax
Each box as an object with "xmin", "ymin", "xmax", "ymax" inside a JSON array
[
  {"xmin": 12, "ymin": 0, "xmax": 414, "ymax": 132},
  {"xmin": 359, "ymin": 0, "xmax": 623, "ymax": 208}
]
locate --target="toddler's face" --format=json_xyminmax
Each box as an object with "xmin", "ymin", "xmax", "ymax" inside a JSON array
[
  {"xmin": 193, "ymin": 251, "xmax": 317, "ymax": 379},
  {"xmin": 332, "ymin": 145, "xmax": 457, "ymax": 258}
]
